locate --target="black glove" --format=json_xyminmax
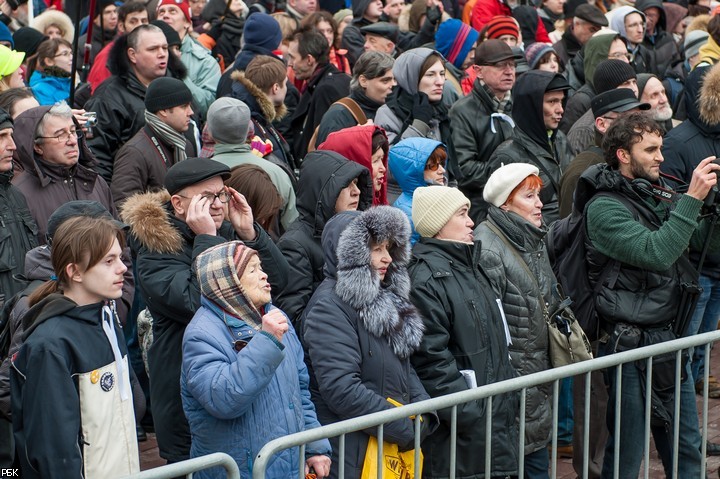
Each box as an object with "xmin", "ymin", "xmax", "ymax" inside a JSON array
[
  {"xmin": 426, "ymin": 5, "xmax": 442, "ymax": 25},
  {"xmin": 207, "ymin": 21, "xmax": 223, "ymax": 40},
  {"xmin": 412, "ymin": 92, "xmax": 434, "ymax": 125}
]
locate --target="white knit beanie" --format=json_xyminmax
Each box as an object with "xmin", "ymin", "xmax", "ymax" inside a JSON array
[
  {"xmin": 483, "ymin": 163, "xmax": 540, "ymax": 207},
  {"xmin": 412, "ymin": 186, "xmax": 471, "ymax": 238}
]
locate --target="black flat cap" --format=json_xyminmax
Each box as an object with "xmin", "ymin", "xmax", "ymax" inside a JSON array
[
  {"xmin": 575, "ymin": 4, "xmax": 608, "ymax": 26},
  {"xmin": 591, "ymin": 88, "xmax": 650, "ymax": 119},
  {"xmin": 47, "ymin": 200, "xmax": 126, "ymax": 242},
  {"xmin": 164, "ymin": 158, "xmax": 231, "ymax": 195},
  {"xmin": 361, "ymin": 22, "xmax": 399, "ymax": 44}
]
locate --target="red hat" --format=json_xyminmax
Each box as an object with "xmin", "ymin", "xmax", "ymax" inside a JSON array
[
  {"xmin": 485, "ymin": 15, "xmax": 519, "ymax": 40},
  {"xmin": 157, "ymin": 0, "xmax": 191, "ymax": 24}
]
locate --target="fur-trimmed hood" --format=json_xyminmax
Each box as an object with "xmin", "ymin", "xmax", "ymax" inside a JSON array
[
  {"xmin": 30, "ymin": 9, "xmax": 75, "ymax": 43},
  {"xmin": 328, "ymin": 206, "xmax": 424, "ymax": 358},
  {"xmin": 230, "ymin": 71, "xmax": 287, "ymax": 123},
  {"xmin": 119, "ymin": 190, "xmax": 184, "ymax": 255},
  {"xmin": 699, "ymin": 63, "xmax": 720, "ymax": 128}
]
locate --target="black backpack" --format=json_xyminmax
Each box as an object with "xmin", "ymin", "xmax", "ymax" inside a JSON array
[{"xmin": 547, "ymin": 192, "xmax": 638, "ymax": 341}]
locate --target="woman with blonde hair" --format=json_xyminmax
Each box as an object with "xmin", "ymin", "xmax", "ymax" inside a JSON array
[{"xmin": 0, "ymin": 45, "xmax": 25, "ymax": 92}]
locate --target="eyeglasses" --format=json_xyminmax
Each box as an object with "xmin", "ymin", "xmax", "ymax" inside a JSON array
[
  {"xmin": 54, "ymin": 50, "xmax": 73, "ymax": 58},
  {"xmin": 177, "ymin": 191, "xmax": 231, "ymax": 204},
  {"xmin": 488, "ymin": 60, "xmax": 516, "ymax": 70},
  {"xmin": 425, "ymin": 160, "xmax": 445, "ymax": 171},
  {"xmin": 36, "ymin": 128, "xmax": 83, "ymax": 144},
  {"xmin": 608, "ymin": 52, "xmax": 633, "ymax": 61}
]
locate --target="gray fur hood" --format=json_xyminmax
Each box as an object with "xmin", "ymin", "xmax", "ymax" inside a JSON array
[{"xmin": 331, "ymin": 206, "xmax": 424, "ymax": 358}]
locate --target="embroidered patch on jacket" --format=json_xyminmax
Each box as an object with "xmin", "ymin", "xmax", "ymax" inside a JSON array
[{"xmin": 100, "ymin": 372, "xmax": 115, "ymax": 392}]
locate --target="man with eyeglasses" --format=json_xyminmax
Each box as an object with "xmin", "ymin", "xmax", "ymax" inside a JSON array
[
  {"xmin": 609, "ymin": 6, "xmax": 654, "ymax": 76},
  {"xmin": 11, "ymin": 102, "xmax": 117, "ymax": 246},
  {"xmin": 553, "ymin": 3, "xmax": 608, "ymax": 66},
  {"xmin": 121, "ymin": 157, "xmax": 289, "ymax": 464},
  {"xmin": 450, "ymin": 39, "xmax": 516, "ymax": 223}
]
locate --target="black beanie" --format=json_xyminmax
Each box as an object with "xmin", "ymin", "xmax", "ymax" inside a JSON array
[
  {"xmin": 12, "ymin": 27, "xmax": 47, "ymax": 57},
  {"xmin": 593, "ymin": 59, "xmax": 637, "ymax": 95},
  {"xmin": 95, "ymin": 0, "xmax": 117, "ymax": 16},
  {"xmin": 144, "ymin": 77, "xmax": 193, "ymax": 113},
  {"xmin": 0, "ymin": 107, "xmax": 12, "ymax": 131}
]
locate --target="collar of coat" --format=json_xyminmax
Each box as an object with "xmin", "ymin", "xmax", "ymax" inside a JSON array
[{"xmin": 119, "ymin": 190, "xmax": 184, "ymax": 255}]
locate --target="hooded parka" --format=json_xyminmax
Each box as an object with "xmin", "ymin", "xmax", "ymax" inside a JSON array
[
  {"xmin": 275, "ymin": 151, "xmax": 373, "ymax": 324},
  {"xmin": 635, "ymin": 0, "xmax": 681, "ymax": 79}
]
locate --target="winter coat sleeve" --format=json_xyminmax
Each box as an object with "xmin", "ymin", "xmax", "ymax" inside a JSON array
[
  {"xmin": 409, "ymin": 279, "xmax": 489, "ymax": 427},
  {"xmin": 275, "ymin": 236, "xmax": 314, "ymax": 323},
  {"xmin": 243, "ymin": 223, "xmax": 289, "ymax": 293},
  {"xmin": 341, "ymin": 25, "xmax": 366, "ymax": 68},
  {"xmin": 304, "ymin": 296, "xmax": 417, "ymax": 448},
  {"xmin": 11, "ymin": 345, "xmax": 83, "ymax": 479},
  {"xmin": 183, "ymin": 323, "xmax": 285, "ymax": 420},
  {"xmin": 111, "ymin": 143, "xmax": 150, "ymax": 208},
  {"xmin": 449, "ymin": 102, "xmax": 499, "ymax": 191},
  {"xmin": 316, "ymin": 105, "xmax": 355, "ymax": 146},
  {"xmin": 182, "ymin": 48, "xmax": 222, "ymax": 117},
  {"xmin": 85, "ymin": 97, "xmax": 129, "ymax": 184}
]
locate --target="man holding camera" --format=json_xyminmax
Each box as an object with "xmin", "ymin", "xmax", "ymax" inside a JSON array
[{"xmin": 574, "ymin": 111, "xmax": 720, "ymax": 479}]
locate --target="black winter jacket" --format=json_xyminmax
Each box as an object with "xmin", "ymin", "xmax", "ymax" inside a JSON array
[
  {"xmin": 120, "ymin": 191, "xmax": 289, "ymax": 462},
  {"xmin": 275, "ymin": 150, "xmax": 373, "ymax": 324},
  {"xmin": 315, "ymin": 89, "xmax": 384, "ymax": 146},
  {"xmin": 408, "ymin": 237, "xmax": 519, "ymax": 478},
  {"xmin": 449, "ymin": 79, "xmax": 514, "ymax": 224},
  {"xmin": 636, "ymin": 0, "xmax": 681, "ymax": 79}
]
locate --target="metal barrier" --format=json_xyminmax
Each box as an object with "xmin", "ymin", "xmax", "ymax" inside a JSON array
[
  {"xmin": 122, "ymin": 452, "xmax": 240, "ymax": 479},
  {"xmin": 248, "ymin": 329, "xmax": 720, "ymax": 479}
]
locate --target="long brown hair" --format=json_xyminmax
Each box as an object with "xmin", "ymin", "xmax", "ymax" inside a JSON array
[
  {"xmin": 226, "ymin": 165, "xmax": 284, "ymax": 240},
  {"xmin": 28, "ymin": 217, "xmax": 125, "ymax": 306}
]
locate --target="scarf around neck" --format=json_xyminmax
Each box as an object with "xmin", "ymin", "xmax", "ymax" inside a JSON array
[{"xmin": 144, "ymin": 110, "xmax": 187, "ymax": 166}]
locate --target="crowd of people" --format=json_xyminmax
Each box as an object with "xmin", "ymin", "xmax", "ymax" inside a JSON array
[{"xmin": 1, "ymin": 0, "xmax": 720, "ymax": 477}]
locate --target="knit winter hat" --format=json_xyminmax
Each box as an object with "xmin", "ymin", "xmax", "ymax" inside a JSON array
[
  {"xmin": 95, "ymin": 0, "xmax": 117, "ymax": 16},
  {"xmin": 12, "ymin": 27, "xmax": 47, "ymax": 57},
  {"xmin": 157, "ymin": 0, "xmax": 191, "ymax": 23},
  {"xmin": 207, "ymin": 97, "xmax": 252, "ymax": 145},
  {"xmin": 194, "ymin": 241, "xmax": 264, "ymax": 328},
  {"xmin": 485, "ymin": 15, "xmax": 520, "ymax": 40},
  {"xmin": 435, "ymin": 19, "xmax": 479, "ymax": 69},
  {"xmin": 525, "ymin": 42, "xmax": 555, "ymax": 70},
  {"xmin": 0, "ymin": 45, "xmax": 23, "ymax": 77},
  {"xmin": 592, "ymin": 59, "xmax": 637, "ymax": 94},
  {"xmin": 685, "ymin": 30, "xmax": 709, "ymax": 59},
  {"xmin": 483, "ymin": 163, "xmax": 540, "ymax": 207},
  {"xmin": 412, "ymin": 186, "xmax": 471, "ymax": 238},
  {"xmin": 334, "ymin": 8, "xmax": 352, "ymax": 25},
  {"xmin": 0, "ymin": 107, "xmax": 11, "ymax": 131},
  {"xmin": 144, "ymin": 77, "xmax": 193, "ymax": 113},
  {"xmin": 0, "ymin": 23, "xmax": 13, "ymax": 48},
  {"xmin": 243, "ymin": 12, "xmax": 282, "ymax": 51},
  {"xmin": 151, "ymin": 19, "xmax": 182, "ymax": 47}
]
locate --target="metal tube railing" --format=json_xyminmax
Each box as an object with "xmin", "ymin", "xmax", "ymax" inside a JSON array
[{"xmin": 121, "ymin": 452, "xmax": 239, "ymax": 479}]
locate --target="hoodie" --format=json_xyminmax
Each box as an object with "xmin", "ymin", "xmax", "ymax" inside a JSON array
[
  {"xmin": 318, "ymin": 124, "xmax": 389, "ymax": 206},
  {"xmin": 11, "ymin": 294, "xmax": 139, "ymax": 478},
  {"xmin": 11, "ymin": 106, "xmax": 117, "ymax": 244},
  {"xmin": 635, "ymin": 0, "xmax": 682, "ymax": 78},
  {"xmin": 388, "ymin": 137, "xmax": 444, "ymax": 244},
  {"xmin": 610, "ymin": 6, "xmax": 646, "ymax": 44},
  {"xmin": 275, "ymin": 150, "xmax": 373, "ymax": 323}
]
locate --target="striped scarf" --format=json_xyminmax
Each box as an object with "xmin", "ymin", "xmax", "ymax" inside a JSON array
[
  {"xmin": 194, "ymin": 241, "xmax": 263, "ymax": 330},
  {"xmin": 144, "ymin": 110, "xmax": 187, "ymax": 166}
]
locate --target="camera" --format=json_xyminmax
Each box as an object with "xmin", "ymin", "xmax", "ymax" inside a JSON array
[{"xmin": 84, "ymin": 112, "xmax": 98, "ymax": 128}]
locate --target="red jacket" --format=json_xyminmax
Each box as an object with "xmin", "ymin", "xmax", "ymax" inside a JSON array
[{"xmin": 470, "ymin": 0, "xmax": 550, "ymax": 42}]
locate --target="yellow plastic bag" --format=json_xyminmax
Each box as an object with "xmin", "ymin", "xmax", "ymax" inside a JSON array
[{"xmin": 360, "ymin": 437, "xmax": 423, "ymax": 479}]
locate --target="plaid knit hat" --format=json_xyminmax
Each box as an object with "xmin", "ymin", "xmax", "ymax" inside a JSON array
[
  {"xmin": 593, "ymin": 59, "xmax": 637, "ymax": 94},
  {"xmin": 195, "ymin": 241, "xmax": 264, "ymax": 328},
  {"xmin": 157, "ymin": 0, "xmax": 191, "ymax": 23},
  {"xmin": 435, "ymin": 19, "xmax": 480, "ymax": 69},
  {"xmin": 412, "ymin": 186, "xmax": 471, "ymax": 238},
  {"xmin": 525, "ymin": 42, "xmax": 555, "ymax": 70},
  {"xmin": 485, "ymin": 15, "xmax": 520, "ymax": 40}
]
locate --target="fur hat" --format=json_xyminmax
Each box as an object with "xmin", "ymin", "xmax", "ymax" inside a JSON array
[
  {"xmin": 412, "ymin": 186, "xmax": 471, "ymax": 237},
  {"xmin": 483, "ymin": 163, "xmax": 540, "ymax": 207},
  {"xmin": 207, "ymin": 97, "xmax": 252, "ymax": 144},
  {"xmin": 30, "ymin": 9, "xmax": 74, "ymax": 44},
  {"xmin": 700, "ymin": 63, "xmax": 720, "ymax": 126}
]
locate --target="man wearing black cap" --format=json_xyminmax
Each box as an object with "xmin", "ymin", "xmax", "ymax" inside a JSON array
[
  {"xmin": 450, "ymin": 39, "xmax": 516, "ymax": 223},
  {"xmin": 553, "ymin": 3, "xmax": 608, "ymax": 66},
  {"xmin": 121, "ymin": 157, "xmax": 288, "ymax": 464},
  {"xmin": 488, "ymin": 71, "xmax": 573, "ymax": 224},
  {"xmin": 361, "ymin": 22, "xmax": 399, "ymax": 56},
  {"xmin": 76, "ymin": 0, "xmax": 119, "ymax": 71},
  {"xmin": 85, "ymin": 24, "xmax": 169, "ymax": 183},
  {"xmin": 111, "ymin": 77, "xmax": 195, "ymax": 208}
]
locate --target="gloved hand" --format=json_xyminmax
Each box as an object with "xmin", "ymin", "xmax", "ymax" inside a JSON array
[
  {"xmin": 426, "ymin": 5, "xmax": 442, "ymax": 25},
  {"xmin": 412, "ymin": 92, "xmax": 434, "ymax": 125}
]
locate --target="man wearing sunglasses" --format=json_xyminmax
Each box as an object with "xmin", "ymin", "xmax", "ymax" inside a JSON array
[
  {"xmin": 121, "ymin": 157, "xmax": 289, "ymax": 464},
  {"xmin": 11, "ymin": 102, "xmax": 117, "ymax": 246}
]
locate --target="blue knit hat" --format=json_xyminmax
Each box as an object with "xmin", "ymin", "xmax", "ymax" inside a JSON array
[
  {"xmin": 435, "ymin": 19, "xmax": 479, "ymax": 69},
  {"xmin": 243, "ymin": 12, "xmax": 282, "ymax": 52},
  {"xmin": 0, "ymin": 23, "xmax": 13, "ymax": 49}
]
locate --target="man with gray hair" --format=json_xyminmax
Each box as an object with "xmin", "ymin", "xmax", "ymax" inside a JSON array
[
  {"xmin": 11, "ymin": 103, "xmax": 116, "ymax": 244},
  {"xmin": 314, "ymin": 50, "xmax": 395, "ymax": 145}
]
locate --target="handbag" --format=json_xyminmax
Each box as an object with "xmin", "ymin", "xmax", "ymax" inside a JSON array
[
  {"xmin": 360, "ymin": 398, "xmax": 423, "ymax": 479},
  {"xmin": 485, "ymin": 222, "xmax": 593, "ymax": 368}
]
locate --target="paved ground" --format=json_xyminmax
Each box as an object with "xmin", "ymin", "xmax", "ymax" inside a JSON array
[{"xmin": 139, "ymin": 351, "xmax": 720, "ymax": 478}]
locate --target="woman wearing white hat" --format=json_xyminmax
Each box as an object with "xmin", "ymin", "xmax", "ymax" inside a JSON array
[{"xmin": 474, "ymin": 162, "xmax": 566, "ymax": 478}]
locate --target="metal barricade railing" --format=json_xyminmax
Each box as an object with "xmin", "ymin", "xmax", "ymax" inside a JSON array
[
  {"xmin": 122, "ymin": 452, "xmax": 240, "ymax": 479},
  {"xmin": 247, "ymin": 329, "xmax": 720, "ymax": 479}
]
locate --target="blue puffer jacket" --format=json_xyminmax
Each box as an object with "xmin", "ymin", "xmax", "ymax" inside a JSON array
[
  {"xmin": 388, "ymin": 137, "xmax": 444, "ymax": 244},
  {"xmin": 29, "ymin": 71, "xmax": 70, "ymax": 106},
  {"xmin": 181, "ymin": 298, "xmax": 331, "ymax": 479}
]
